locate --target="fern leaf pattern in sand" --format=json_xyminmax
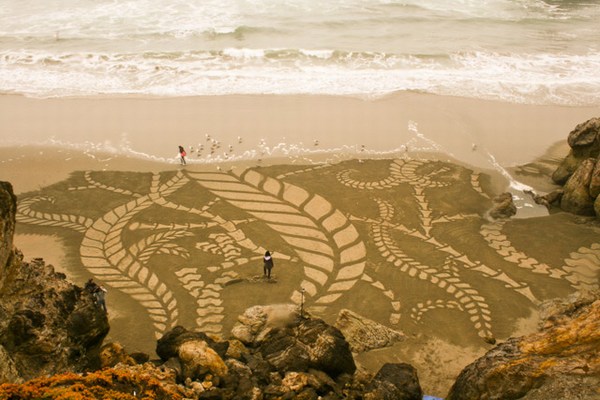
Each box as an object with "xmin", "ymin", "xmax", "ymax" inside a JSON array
[{"xmin": 15, "ymin": 159, "xmax": 599, "ymax": 351}]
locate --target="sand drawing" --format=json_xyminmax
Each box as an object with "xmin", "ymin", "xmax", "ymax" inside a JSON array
[
  {"xmin": 15, "ymin": 159, "xmax": 599, "ymax": 346},
  {"xmin": 480, "ymin": 221, "xmax": 600, "ymax": 291}
]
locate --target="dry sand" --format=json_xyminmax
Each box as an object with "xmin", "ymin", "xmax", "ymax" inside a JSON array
[{"xmin": 2, "ymin": 93, "xmax": 600, "ymax": 397}]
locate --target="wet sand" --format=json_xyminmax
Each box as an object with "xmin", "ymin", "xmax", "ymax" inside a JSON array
[
  {"xmin": 2, "ymin": 93, "xmax": 600, "ymax": 397},
  {"xmin": 2, "ymin": 92, "xmax": 600, "ymax": 172}
]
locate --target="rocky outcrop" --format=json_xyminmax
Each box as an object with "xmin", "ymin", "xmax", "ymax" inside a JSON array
[
  {"xmin": 552, "ymin": 117, "xmax": 600, "ymax": 184},
  {"xmin": 551, "ymin": 118, "xmax": 600, "ymax": 218},
  {"xmin": 0, "ymin": 181, "xmax": 16, "ymax": 290},
  {"xmin": 334, "ymin": 308, "xmax": 405, "ymax": 353},
  {"xmin": 364, "ymin": 363, "xmax": 423, "ymax": 400},
  {"xmin": 0, "ymin": 181, "xmax": 110, "ymax": 383},
  {"xmin": 446, "ymin": 290, "xmax": 600, "ymax": 400},
  {"xmin": 146, "ymin": 305, "xmax": 389, "ymax": 399},
  {"xmin": 489, "ymin": 192, "xmax": 517, "ymax": 219}
]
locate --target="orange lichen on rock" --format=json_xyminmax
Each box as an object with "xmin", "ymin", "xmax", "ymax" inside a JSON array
[
  {"xmin": 0, "ymin": 366, "xmax": 184, "ymax": 400},
  {"xmin": 520, "ymin": 300, "xmax": 600, "ymax": 357}
]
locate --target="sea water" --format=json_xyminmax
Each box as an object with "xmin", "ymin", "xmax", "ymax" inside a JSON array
[{"xmin": 1, "ymin": 0, "xmax": 599, "ymax": 105}]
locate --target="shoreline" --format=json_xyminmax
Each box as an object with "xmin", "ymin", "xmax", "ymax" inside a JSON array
[{"xmin": 2, "ymin": 92, "xmax": 598, "ymax": 171}]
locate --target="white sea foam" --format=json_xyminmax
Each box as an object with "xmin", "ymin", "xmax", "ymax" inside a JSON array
[{"xmin": 0, "ymin": 0, "xmax": 599, "ymax": 104}]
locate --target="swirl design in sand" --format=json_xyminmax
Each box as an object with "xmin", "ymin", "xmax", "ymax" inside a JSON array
[{"xmin": 15, "ymin": 159, "xmax": 600, "ymax": 346}]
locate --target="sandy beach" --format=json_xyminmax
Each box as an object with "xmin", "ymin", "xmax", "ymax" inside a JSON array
[{"xmin": 2, "ymin": 93, "xmax": 600, "ymax": 396}]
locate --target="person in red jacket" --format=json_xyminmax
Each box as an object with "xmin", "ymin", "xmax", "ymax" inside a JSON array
[{"xmin": 179, "ymin": 145, "xmax": 187, "ymax": 165}]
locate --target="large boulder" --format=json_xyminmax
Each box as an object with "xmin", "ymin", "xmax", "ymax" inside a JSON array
[
  {"xmin": 178, "ymin": 340, "xmax": 229, "ymax": 382},
  {"xmin": 334, "ymin": 309, "xmax": 404, "ymax": 353},
  {"xmin": 446, "ymin": 291, "xmax": 600, "ymax": 400},
  {"xmin": 364, "ymin": 363, "xmax": 423, "ymax": 400},
  {"xmin": 560, "ymin": 158, "xmax": 595, "ymax": 215},
  {"xmin": 156, "ymin": 325, "xmax": 228, "ymax": 361},
  {"xmin": 231, "ymin": 303, "xmax": 300, "ymax": 346},
  {"xmin": 258, "ymin": 317, "xmax": 356, "ymax": 379},
  {"xmin": 552, "ymin": 117, "xmax": 600, "ymax": 184},
  {"xmin": 232, "ymin": 304, "xmax": 356, "ymax": 379}
]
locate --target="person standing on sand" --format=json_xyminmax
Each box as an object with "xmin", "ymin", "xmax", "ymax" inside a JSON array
[
  {"xmin": 263, "ymin": 250, "xmax": 274, "ymax": 279},
  {"xmin": 179, "ymin": 145, "xmax": 187, "ymax": 165}
]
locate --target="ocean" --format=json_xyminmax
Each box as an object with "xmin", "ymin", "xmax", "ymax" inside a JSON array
[{"xmin": 1, "ymin": 0, "xmax": 600, "ymax": 105}]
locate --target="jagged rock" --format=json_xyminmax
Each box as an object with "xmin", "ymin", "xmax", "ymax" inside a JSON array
[
  {"xmin": 0, "ymin": 182, "xmax": 16, "ymax": 290},
  {"xmin": 224, "ymin": 358, "xmax": 258, "ymax": 400},
  {"xmin": 589, "ymin": 158, "xmax": 600, "ymax": 198},
  {"xmin": 259, "ymin": 316, "xmax": 356, "ymax": 379},
  {"xmin": 552, "ymin": 117, "xmax": 600, "ymax": 184},
  {"xmin": 567, "ymin": 117, "xmax": 600, "ymax": 148},
  {"xmin": 178, "ymin": 339, "xmax": 229, "ymax": 382},
  {"xmin": 334, "ymin": 309, "xmax": 404, "ymax": 353},
  {"xmin": 156, "ymin": 325, "xmax": 229, "ymax": 361},
  {"xmin": 231, "ymin": 303, "xmax": 301, "ymax": 346},
  {"xmin": 560, "ymin": 158, "xmax": 595, "ymax": 215},
  {"xmin": 0, "ymin": 256, "xmax": 110, "ymax": 381},
  {"xmin": 0, "ymin": 345, "xmax": 22, "ymax": 384},
  {"xmin": 524, "ymin": 189, "xmax": 563, "ymax": 210},
  {"xmin": 364, "ymin": 363, "xmax": 423, "ymax": 400},
  {"xmin": 0, "ymin": 182, "xmax": 109, "ymax": 382},
  {"xmin": 225, "ymin": 338, "xmax": 249, "ymax": 360},
  {"xmin": 99, "ymin": 342, "xmax": 136, "ymax": 368},
  {"xmin": 446, "ymin": 291, "xmax": 600, "ymax": 400},
  {"xmin": 489, "ymin": 192, "xmax": 516, "ymax": 219}
]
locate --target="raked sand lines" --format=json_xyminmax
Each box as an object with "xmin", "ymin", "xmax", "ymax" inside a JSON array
[{"xmin": 188, "ymin": 169, "xmax": 367, "ymax": 314}]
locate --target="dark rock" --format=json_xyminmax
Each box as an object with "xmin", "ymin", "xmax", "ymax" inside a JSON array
[
  {"xmin": 553, "ymin": 117, "xmax": 600, "ymax": 184},
  {"xmin": 567, "ymin": 117, "xmax": 600, "ymax": 148},
  {"xmin": 224, "ymin": 358, "xmax": 256, "ymax": 399},
  {"xmin": 489, "ymin": 192, "xmax": 517, "ymax": 219},
  {"xmin": 130, "ymin": 351, "xmax": 150, "ymax": 364},
  {"xmin": 364, "ymin": 363, "xmax": 423, "ymax": 400},
  {"xmin": 0, "ymin": 181, "xmax": 16, "ymax": 289},
  {"xmin": 560, "ymin": 158, "xmax": 595, "ymax": 215},
  {"xmin": 156, "ymin": 325, "xmax": 229, "ymax": 361},
  {"xmin": 296, "ymin": 318, "xmax": 356, "ymax": 378},
  {"xmin": 260, "ymin": 330, "xmax": 311, "ymax": 373},
  {"xmin": 524, "ymin": 189, "xmax": 563, "ymax": 210},
  {"xmin": 446, "ymin": 291, "xmax": 600, "ymax": 400}
]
